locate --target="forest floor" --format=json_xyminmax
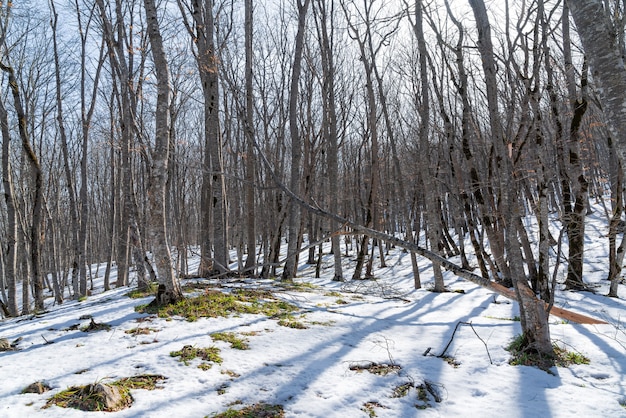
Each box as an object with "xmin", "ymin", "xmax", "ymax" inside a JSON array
[{"xmin": 1, "ymin": 208, "xmax": 625, "ymax": 417}]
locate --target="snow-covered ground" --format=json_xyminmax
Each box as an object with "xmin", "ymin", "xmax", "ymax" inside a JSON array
[{"xmin": 1, "ymin": 209, "xmax": 625, "ymax": 417}]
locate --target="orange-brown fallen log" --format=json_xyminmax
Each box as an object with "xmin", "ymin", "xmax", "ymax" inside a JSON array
[
  {"xmin": 254, "ymin": 138, "xmax": 608, "ymax": 326},
  {"xmin": 490, "ymin": 282, "xmax": 607, "ymax": 325}
]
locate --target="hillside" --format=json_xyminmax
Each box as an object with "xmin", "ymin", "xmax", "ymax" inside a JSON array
[{"xmin": 1, "ymin": 211, "xmax": 625, "ymax": 417}]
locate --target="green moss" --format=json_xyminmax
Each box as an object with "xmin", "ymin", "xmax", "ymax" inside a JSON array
[
  {"xmin": 276, "ymin": 281, "xmax": 317, "ymax": 291},
  {"xmin": 124, "ymin": 327, "xmax": 159, "ymax": 335},
  {"xmin": 135, "ymin": 289, "xmax": 298, "ymax": 322},
  {"xmin": 391, "ymin": 382, "xmax": 413, "ymax": 398},
  {"xmin": 80, "ymin": 319, "xmax": 111, "ymax": 332},
  {"xmin": 44, "ymin": 375, "xmax": 164, "ymax": 412},
  {"xmin": 126, "ymin": 283, "xmax": 158, "ymax": 299},
  {"xmin": 276, "ymin": 314, "xmax": 308, "ymax": 329},
  {"xmin": 112, "ymin": 375, "xmax": 166, "ymax": 390},
  {"xmin": 170, "ymin": 345, "xmax": 222, "ymax": 366},
  {"xmin": 210, "ymin": 403, "xmax": 284, "ymax": 418},
  {"xmin": 553, "ymin": 345, "xmax": 590, "ymax": 366},
  {"xmin": 324, "ymin": 291, "xmax": 342, "ymax": 297},
  {"xmin": 506, "ymin": 334, "xmax": 589, "ymax": 369},
  {"xmin": 211, "ymin": 332, "xmax": 250, "ymax": 350}
]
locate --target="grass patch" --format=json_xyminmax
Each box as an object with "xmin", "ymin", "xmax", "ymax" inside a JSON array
[
  {"xmin": 45, "ymin": 384, "xmax": 131, "ymax": 412},
  {"xmin": 170, "ymin": 345, "xmax": 222, "ymax": 367},
  {"xmin": 127, "ymin": 283, "xmax": 158, "ymax": 299},
  {"xmin": 324, "ymin": 291, "xmax": 342, "ymax": 297},
  {"xmin": 211, "ymin": 332, "xmax": 250, "ymax": 350},
  {"xmin": 335, "ymin": 299, "xmax": 349, "ymax": 305},
  {"xmin": 45, "ymin": 375, "xmax": 166, "ymax": 412},
  {"xmin": 135, "ymin": 289, "xmax": 298, "ymax": 322},
  {"xmin": 276, "ymin": 281, "xmax": 318, "ymax": 292},
  {"xmin": 112, "ymin": 375, "xmax": 166, "ymax": 391},
  {"xmin": 441, "ymin": 356, "xmax": 460, "ymax": 368},
  {"xmin": 415, "ymin": 384, "xmax": 432, "ymax": 409},
  {"xmin": 553, "ymin": 345, "xmax": 590, "ymax": 366},
  {"xmin": 216, "ymin": 383, "xmax": 229, "ymax": 395},
  {"xmin": 221, "ymin": 370, "xmax": 240, "ymax": 378},
  {"xmin": 125, "ymin": 327, "xmax": 159, "ymax": 336},
  {"xmin": 80, "ymin": 319, "xmax": 111, "ymax": 332},
  {"xmin": 210, "ymin": 402, "xmax": 284, "ymax": 417},
  {"xmin": 308, "ymin": 320, "xmax": 335, "ymax": 326},
  {"xmin": 276, "ymin": 314, "xmax": 308, "ymax": 329},
  {"xmin": 349, "ymin": 362, "xmax": 401, "ymax": 376},
  {"xmin": 361, "ymin": 401, "xmax": 387, "ymax": 417},
  {"xmin": 391, "ymin": 382, "xmax": 413, "ymax": 398},
  {"xmin": 506, "ymin": 334, "xmax": 590, "ymax": 369}
]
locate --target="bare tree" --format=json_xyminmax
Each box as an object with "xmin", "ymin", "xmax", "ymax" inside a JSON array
[
  {"xmin": 143, "ymin": 0, "xmax": 183, "ymax": 304},
  {"xmin": 469, "ymin": 0, "xmax": 554, "ymax": 362},
  {"xmin": 96, "ymin": 0, "xmax": 151, "ymax": 290},
  {"xmin": 0, "ymin": 19, "xmax": 45, "ymax": 311},
  {"xmin": 282, "ymin": 0, "xmax": 311, "ymax": 282},
  {"xmin": 177, "ymin": 0, "xmax": 229, "ymax": 277},
  {"xmin": 0, "ymin": 78, "xmax": 18, "ymax": 317},
  {"xmin": 241, "ymin": 0, "xmax": 256, "ymax": 275},
  {"xmin": 313, "ymin": 0, "xmax": 343, "ymax": 281}
]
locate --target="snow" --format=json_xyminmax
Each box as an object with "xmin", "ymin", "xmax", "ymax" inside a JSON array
[{"xmin": 1, "ymin": 210, "xmax": 626, "ymax": 417}]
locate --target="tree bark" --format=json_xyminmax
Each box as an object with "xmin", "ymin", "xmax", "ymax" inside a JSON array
[
  {"xmin": 255, "ymin": 137, "xmax": 606, "ymax": 325},
  {"xmin": 282, "ymin": 0, "xmax": 311, "ymax": 282},
  {"xmin": 568, "ymin": 0, "xmax": 626, "ymax": 181},
  {"xmin": 314, "ymin": 0, "xmax": 343, "ymax": 281},
  {"xmin": 143, "ymin": 0, "xmax": 183, "ymax": 304},
  {"xmin": 0, "ymin": 86, "xmax": 18, "ymax": 317},
  {"xmin": 242, "ymin": 0, "xmax": 256, "ymax": 275},
  {"xmin": 414, "ymin": 0, "xmax": 445, "ymax": 292},
  {"xmin": 0, "ymin": 61, "xmax": 45, "ymax": 312},
  {"xmin": 469, "ymin": 0, "xmax": 554, "ymax": 360}
]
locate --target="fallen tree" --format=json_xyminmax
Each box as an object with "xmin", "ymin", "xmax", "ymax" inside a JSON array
[{"xmin": 254, "ymin": 142, "xmax": 606, "ymax": 325}]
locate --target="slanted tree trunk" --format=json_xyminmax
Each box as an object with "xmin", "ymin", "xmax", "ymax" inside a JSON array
[
  {"xmin": 0, "ymin": 61, "xmax": 45, "ymax": 312},
  {"xmin": 438, "ymin": 0, "xmax": 511, "ymax": 284},
  {"xmin": 97, "ymin": 0, "xmax": 150, "ymax": 291},
  {"xmin": 469, "ymin": 0, "xmax": 554, "ymax": 361}
]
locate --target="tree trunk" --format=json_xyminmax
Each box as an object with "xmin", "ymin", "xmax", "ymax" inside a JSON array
[
  {"xmin": 469, "ymin": 0, "xmax": 554, "ymax": 361},
  {"xmin": 0, "ymin": 61, "xmax": 45, "ymax": 312},
  {"xmin": 415, "ymin": 0, "xmax": 445, "ymax": 292},
  {"xmin": 51, "ymin": 0, "xmax": 82, "ymax": 299},
  {"xmin": 0, "ymin": 87, "xmax": 18, "ymax": 317},
  {"xmin": 143, "ymin": 0, "xmax": 183, "ymax": 305},
  {"xmin": 282, "ymin": 0, "xmax": 311, "ymax": 282},
  {"xmin": 242, "ymin": 0, "xmax": 256, "ymax": 275},
  {"xmin": 568, "ymin": 0, "xmax": 626, "ymax": 181},
  {"xmin": 563, "ymin": 3, "xmax": 589, "ymax": 290},
  {"xmin": 314, "ymin": 0, "xmax": 344, "ymax": 281}
]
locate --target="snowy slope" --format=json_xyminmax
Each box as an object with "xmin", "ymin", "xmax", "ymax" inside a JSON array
[{"xmin": 1, "ymin": 212, "xmax": 625, "ymax": 417}]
